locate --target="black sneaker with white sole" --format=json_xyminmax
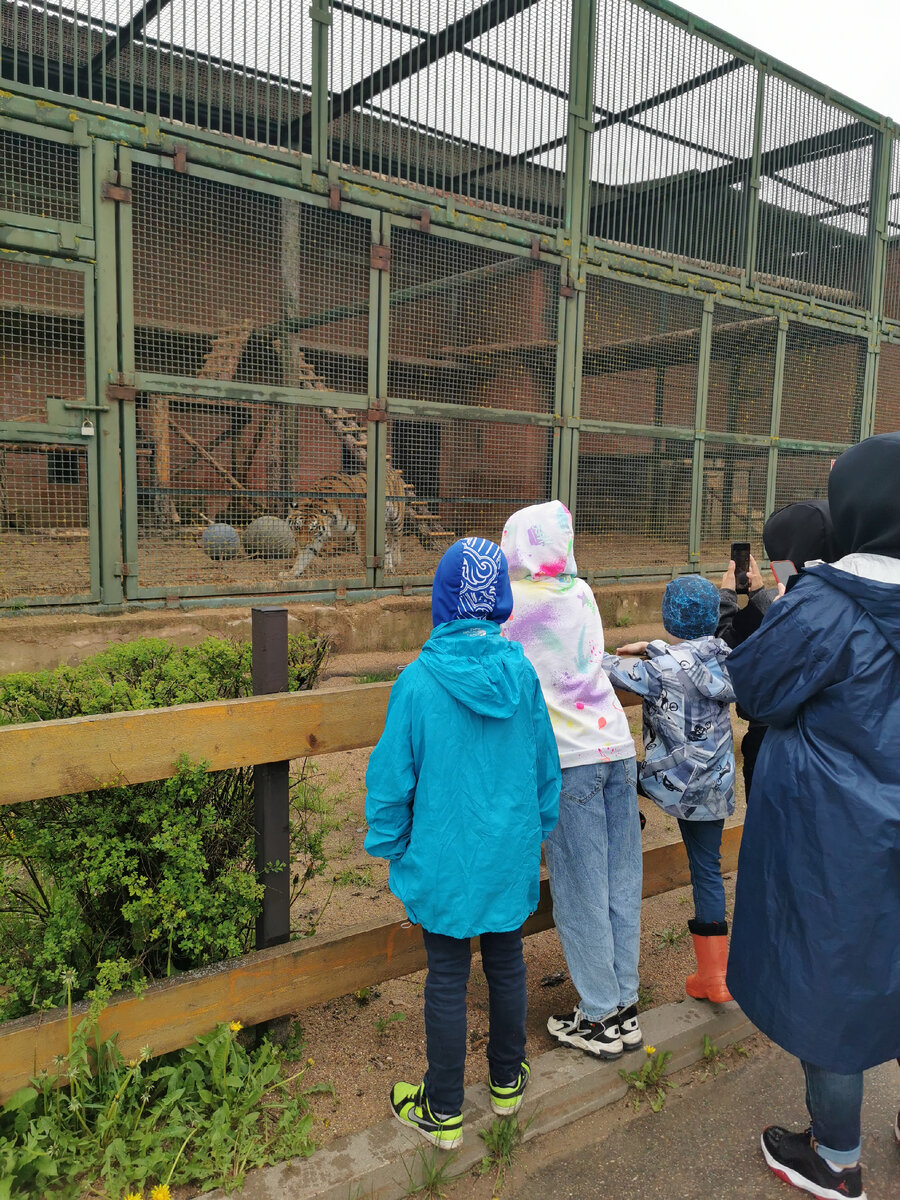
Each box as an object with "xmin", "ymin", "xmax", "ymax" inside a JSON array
[
  {"xmin": 546, "ymin": 1007, "xmax": 623, "ymax": 1059},
  {"xmin": 761, "ymin": 1126, "xmax": 866, "ymax": 1200},
  {"xmin": 616, "ymin": 1003, "xmax": 643, "ymax": 1051}
]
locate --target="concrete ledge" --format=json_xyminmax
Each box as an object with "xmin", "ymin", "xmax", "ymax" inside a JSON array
[{"xmin": 212, "ymin": 999, "xmax": 754, "ymax": 1200}]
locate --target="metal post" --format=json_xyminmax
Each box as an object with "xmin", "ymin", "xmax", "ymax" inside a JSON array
[
  {"xmin": 865, "ymin": 126, "xmax": 892, "ymax": 320},
  {"xmin": 764, "ymin": 316, "xmax": 788, "ymax": 525},
  {"xmin": 92, "ymin": 138, "xmax": 125, "ymax": 606},
  {"xmin": 252, "ymin": 607, "xmax": 291, "ymax": 950},
  {"xmin": 743, "ymin": 66, "xmax": 765, "ymax": 285},
  {"xmin": 309, "ymin": 0, "xmax": 331, "ymax": 168},
  {"xmin": 688, "ymin": 298, "xmax": 714, "ymax": 565}
]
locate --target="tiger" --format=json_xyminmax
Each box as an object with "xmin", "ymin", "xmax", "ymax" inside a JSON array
[{"xmin": 282, "ymin": 469, "xmax": 406, "ymax": 577}]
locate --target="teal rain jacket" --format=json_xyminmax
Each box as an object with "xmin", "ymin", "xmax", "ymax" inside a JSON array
[{"xmin": 364, "ymin": 619, "xmax": 561, "ymax": 938}]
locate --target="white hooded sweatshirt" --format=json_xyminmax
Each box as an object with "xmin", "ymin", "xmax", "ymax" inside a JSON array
[{"xmin": 500, "ymin": 501, "xmax": 635, "ymax": 769}]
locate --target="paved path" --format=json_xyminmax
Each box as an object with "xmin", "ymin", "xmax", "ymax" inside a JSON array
[{"xmin": 499, "ymin": 1045, "xmax": 898, "ymax": 1200}]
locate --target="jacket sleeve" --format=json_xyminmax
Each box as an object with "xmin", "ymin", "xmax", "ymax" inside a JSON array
[
  {"xmin": 602, "ymin": 649, "xmax": 664, "ymax": 699},
  {"xmin": 364, "ymin": 678, "xmax": 418, "ymax": 862},
  {"xmin": 669, "ymin": 648, "xmax": 736, "ymax": 703},
  {"xmin": 726, "ymin": 584, "xmax": 839, "ymax": 727},
  {"xmin": 531, "ymin": 675, "xmax": 561, "ymax": 839},
  {"xmin": 716, "ymin": 588, "xmax": 740, "ymax": 648}
]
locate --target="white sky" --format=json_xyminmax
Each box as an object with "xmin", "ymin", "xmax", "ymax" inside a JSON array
[{"xmin": 681, "ymin": 0, "xmax": 900, "ymax": 120}]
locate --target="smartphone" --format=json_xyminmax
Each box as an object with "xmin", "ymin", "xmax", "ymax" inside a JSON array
[
  {"xmin": 771, "ymin": 559, "xmax": 797, "ymax": 588},
  {"xmin": 731, "ymin": 542, "xmax": 751, "ymax": 594}
]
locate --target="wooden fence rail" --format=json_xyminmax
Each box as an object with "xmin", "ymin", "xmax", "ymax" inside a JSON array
[{"xmin": 0, "ymin": 681, "xmax": 743, "ymax": 1100}]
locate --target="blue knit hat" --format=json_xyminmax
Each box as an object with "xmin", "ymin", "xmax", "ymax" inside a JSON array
[
  {"xmin": 431, "ymin": 537, "xmax": 514, "ymax": 627},
  {"xmin": 661, "ymin": 576, "xmax": 720, "ymax": 640}
]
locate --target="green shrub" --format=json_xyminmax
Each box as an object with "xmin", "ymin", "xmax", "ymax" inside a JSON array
[{"xmin": 0, "ymin": 635, "xmax": 330, "ymax": 1020}]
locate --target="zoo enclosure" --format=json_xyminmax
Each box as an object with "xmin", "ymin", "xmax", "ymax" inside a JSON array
[
  {"xmin": 1, "ymin": 0, "xmax": 899, "ymax": 611},
  {"xmin": 0, "ymin": 664, "xmax": 741, "ymax": 1098}
]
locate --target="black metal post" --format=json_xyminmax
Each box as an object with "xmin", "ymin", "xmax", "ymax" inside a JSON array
[{"xmin": 252, "ymin": 607, "xmax": 291, "ymax": 950}]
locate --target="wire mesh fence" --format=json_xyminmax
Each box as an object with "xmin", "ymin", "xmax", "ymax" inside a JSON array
[
  {"xmin": 1, "ymin": 0, "xmax": 899, "ymax": 610},
  {"xmin": 134, "ymin": 391, "xmax": 370, "ymax": 588},
  {"xmin": 0, "ymin": 438, "xmax": 92, "ymax": 600}
]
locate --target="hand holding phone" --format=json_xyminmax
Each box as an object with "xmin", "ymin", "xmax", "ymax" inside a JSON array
[
  {"xmin": 731, "ymin": 542, "xmax": 751, "ymax": 594},
  {"xmin": 771, "ymin": 559, "xmax": 797, "ymax": 588}
]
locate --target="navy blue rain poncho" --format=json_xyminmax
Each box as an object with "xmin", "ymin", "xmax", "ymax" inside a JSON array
[
  {"xmin": 364, "ymin": 538, "xmax": 561, "ymax": 939},
  {"xmin": 726, "ymin": 434, "xmax": 900, "ymax": 1073}
]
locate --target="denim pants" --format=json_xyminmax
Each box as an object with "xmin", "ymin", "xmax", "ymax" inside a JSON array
[
  {"xmin": 421, "ymin": 927, "xmax": 526, "ymax": 1116},
  {"xmin": 543, "ymin": 757, "xmax": 642, "ymax": 1022},
  {"xmin": 677, "ymin": 817, "xmax": 726, "ymax": 925},
  {"xmin": 802, "ymin": 1060, "xmax": 864, "ymax": 1164}
]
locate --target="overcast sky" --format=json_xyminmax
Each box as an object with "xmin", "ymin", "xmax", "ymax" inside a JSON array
[{"xmin": 681, "ymin": 0, "xmax": 899, "ymax": 120}]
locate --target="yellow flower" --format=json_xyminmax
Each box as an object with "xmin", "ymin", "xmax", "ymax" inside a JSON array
[
  {"xmin": 123, "ymin": 1193, "xmax": 143, "ymax": 1200},
  {"xmin": 150, "ymin": 1186, "xmax": 171, "ymax": 1200},
  {"xmin": 645, "ymin": 1045, "xmax": 657, "ymax": 1055},
  {"xmin": 229, "ymin": 1020, "xmax": 243, "ymax": 1033},
  {"xmin": 306, "ymin": 1057, "xmax": 315, "ymax": 1067}
]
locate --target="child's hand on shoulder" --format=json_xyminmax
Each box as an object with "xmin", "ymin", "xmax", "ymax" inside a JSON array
[{"xmin": 615, "ymin": 640, "xmax": 649, "ymax": 656}]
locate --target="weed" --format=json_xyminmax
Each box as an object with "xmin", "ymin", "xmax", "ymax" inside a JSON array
[
  {"xmin": 0, "ymin": 975, "xmax": 328, "ymax": 1197},
  {"xmin": 479, "ymin": 1113, "xmax": 531, "ymax": 1191},
  {"xmin": 354, "ymin": 986, "xmax": 381, "ymax": 1006},
  {"xmin": 619, "ymin": 1047, "xmax": 673, "ymax": 1112},
  {"xmin": 403, "ymin": 1145, "xmax": 462, "ymax": 1198},
  {"xmin": 732, "ymin": 1041, "xmax": 750, "ymax": 1058},
  {"xmin": 281, "ymin": 1020, "xmax": 307, "ymax": 1063},
  {"xmin": 701, "ymin": 1033, "xmax": 724, "ymax": 1077},
  {"xmin": 637, "ymin": 982, "xmax": 655, "ymax": 1009},
  {"xmin": 614, "ymin": 613, "xmax": 633, "ymax": 628},
  {"xmin": 335, "ymin": 866, "xmax": 373, "ymax": 888},
  {"xmin": 336, "ymin": 840, "xmax": 355, "ymax": 858},
  {"xmin": 356, "ymin": 670, "xmax": 400, "ymax": 684},
  {"xmin": 654, "ymin": 925, "xmax": 689, "ymax": 947},
  {"xmin": 373, "ymin": 1011, "xmax": 407, "ymax": 1038}
]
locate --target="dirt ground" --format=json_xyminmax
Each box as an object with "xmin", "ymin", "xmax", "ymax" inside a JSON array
[{"xmin": 286, "ymin": 648, "xmax": 748, "ymax": 1150}]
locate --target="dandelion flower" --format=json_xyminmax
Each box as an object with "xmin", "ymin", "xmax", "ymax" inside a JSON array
[
  {"xmin": 307, "ymin": 1057, "xmax": 315, "ymax": 1067},
  {"xmin": 123, "ymin": 1192, "xmax": 143, "ymax": 1200},
  {"xmin": 645, "ymin": 1045, "xmax": 657, "ymax": 1055},
  {"xmin": 150, "ymin": 1186, "xmax": 171, "ymax": 1200},
  {"xmin": 229, "ymin": 1020, "xmax": 243, "ymax": 1033}
]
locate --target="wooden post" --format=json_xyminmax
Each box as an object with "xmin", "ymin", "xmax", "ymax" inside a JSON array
[{"xmin": 251, "ymin": 608, "xmax": 291, "ymax": 951}]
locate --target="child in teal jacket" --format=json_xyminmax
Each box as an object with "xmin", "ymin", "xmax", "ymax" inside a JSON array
[{"xmin": 365, "ymin": 537, "xmax": 560, "ymax": 1150}]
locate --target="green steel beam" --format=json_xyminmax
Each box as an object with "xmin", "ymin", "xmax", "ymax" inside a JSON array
[
  {"xmin": 92, "ymin": 138, "xmax": 125, "ymax": 606},
  {"xmin": 765, "ymin": 316, "xmax": 788, "ymax": 519},
  {"xmin": 744, "ymin": 66, "xmax": 765, "ymax": 283},
  {"xmin": 118, "ymin": 147, "xmax": 139, "ymax": 599},
  {"xmin": 866, "ymin": 129, "xmax": 894, "ymax": 321},
  {"xmin": 688, "ymin": 299, "xmax": 714, "ymax": 564},
  {"xmin": 310, "ymin": 0, "xmax": 331, "ymax": 172}
]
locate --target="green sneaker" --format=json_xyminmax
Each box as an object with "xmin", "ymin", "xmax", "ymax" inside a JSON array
[
  {"xmin": 488, "ymin": 1060, "xmax": 531, "ymax": 1116},
  {"xmin": 390, "ymin": 1081, "xmax": 463, "ymax": 1149}
]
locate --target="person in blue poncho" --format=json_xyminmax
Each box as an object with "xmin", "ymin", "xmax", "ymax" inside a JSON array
[
  {"xmin": 725, "ymin": 433, "xmax": 900, "ymax": 1200},
  {"xmin": 365, "ymin": 537, "xmax": 560, "ymax": 1150}
]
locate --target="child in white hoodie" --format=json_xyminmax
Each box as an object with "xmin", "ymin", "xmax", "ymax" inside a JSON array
[{"xmin": 501, "ymin": 501, "xmax": 643, "ymax": 1060}]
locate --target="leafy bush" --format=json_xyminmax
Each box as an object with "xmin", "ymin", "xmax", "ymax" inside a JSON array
[
  {"xmin": 0, "ymin": 982, "xmax": 327, "ymax": 1198},
  {"xmin": 0, "ymin": 635, "xmax": 330, "ymax": 1020}
]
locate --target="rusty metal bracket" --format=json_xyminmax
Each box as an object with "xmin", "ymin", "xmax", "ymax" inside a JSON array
[
  {"xmin": 530, "ymin": 236, "xmax": 541, "ymax": 260},
  {"xmin": 367, "ymin": 555, "xmax": 384, "ymax": 570},
  {"xmin": 329, "ymin": 184, "xmax": 342, "ymax": 211},
  {"xmin": 101, "ymin": 180, "xmax": 132, "ymax": 204},
  {"xmin": 560, "ymin": 279, "xmax": 576, "ymax": 298},
  {"xmin": 419, "ymin": 209, "xmax": 431, "ymax": 233},
  {"xmin": 106, "ymin": 382, "xmax": 138, "ymax": 402},
  {"xmin": 172, "ymin": 143, "xmax": 188, "ymax": 173},
  {"xmin": 367, "ymin": 400, "xmax": 389, "ymax": 421},
  {"xmin": 370, "ymin": 244, "xmax": 391, "ymax": 271}
]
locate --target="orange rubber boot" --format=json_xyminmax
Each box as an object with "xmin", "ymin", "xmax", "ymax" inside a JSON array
[{"xmin": 684, "ymin": 921, "xmax": 733, "ymax": 1004}]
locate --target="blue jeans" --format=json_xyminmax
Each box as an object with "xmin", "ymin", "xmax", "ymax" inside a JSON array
[
  {"xmin": 802, "ymin": 1061, "xmax": 864, "ymax": 1165},
  {"xmin": 422, "ymin": 927, "xmax": 526, "ymax": 1116},
  {"xmin": 678, "ymin": 817, "xmax": 726, "ymax": 925},
  {"xmin": 543, "ymin": 758, "xmax": 642, "ymax": 1021}
]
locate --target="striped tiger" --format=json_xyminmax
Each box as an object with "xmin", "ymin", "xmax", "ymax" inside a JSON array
[{"xmin": 283, "ymin": 469, "xmax": 406, "ymax": 577}]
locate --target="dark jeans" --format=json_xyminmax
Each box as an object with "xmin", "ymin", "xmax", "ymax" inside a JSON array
[
  {"xmin": 677, "ymin": 817, "xmax": 725, "ymax": 925},
  {"xmin": 422, "ymin": 927, "xmax": 526, "ymax": 1116},
  {"xmin": 802, "ymin": 1060, "xmax": 864, "ymax": 1164},
  {"xmin": 741, "ymin": 724, "xmax": 767, "ymax": 800}
]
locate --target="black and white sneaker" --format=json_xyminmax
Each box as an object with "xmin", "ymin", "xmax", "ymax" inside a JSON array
[
  {"xmin": 546, "ymin": 1007, "xmax": 623, "ymax": 1059},
  {"xmin": 761, "ymin": 1126, "xmax": 866, "ymax": 1200},
  {"xmin": 616, "ymin": 1003, "xmax": 643, "ymax": 1051}
]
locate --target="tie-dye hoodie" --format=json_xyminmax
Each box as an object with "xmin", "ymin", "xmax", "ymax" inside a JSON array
[{"xmin": 500, "ymin": 501, "xmax": 635, "ymax": 769}]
